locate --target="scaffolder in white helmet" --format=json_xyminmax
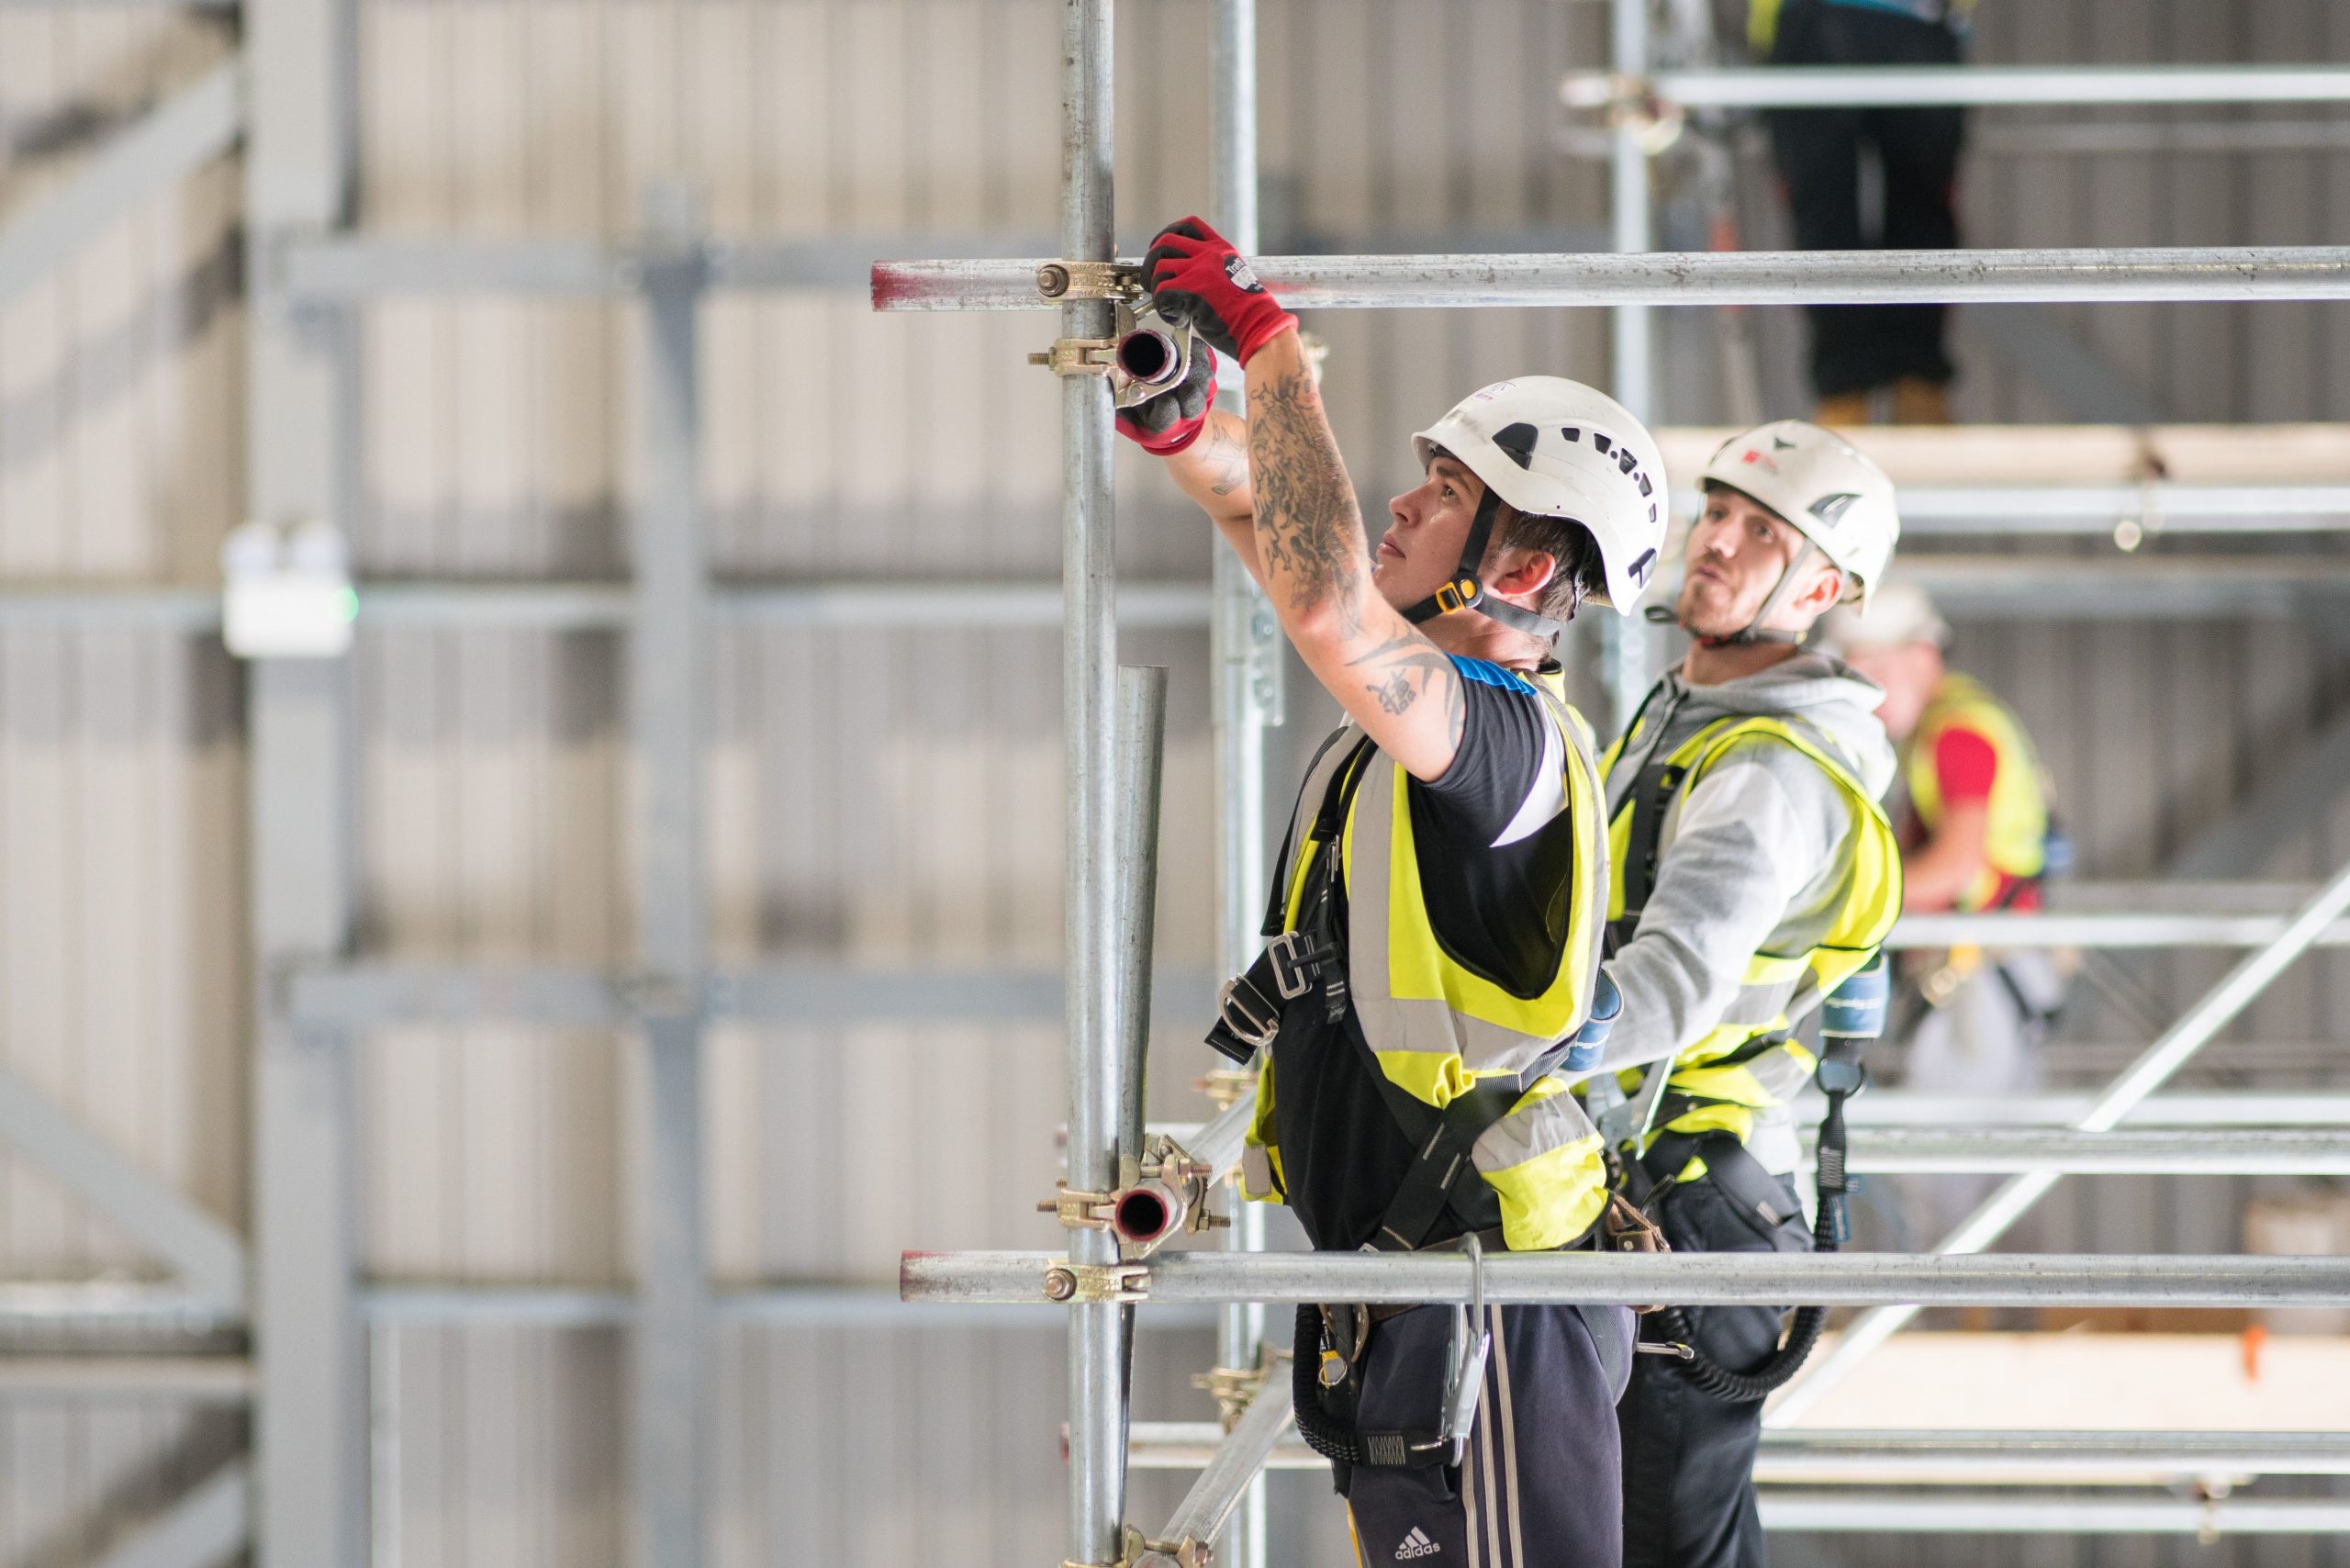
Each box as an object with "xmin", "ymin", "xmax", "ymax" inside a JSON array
[
  {"xmin": 1584, "ymin": 420, "xmax": 1908, "ymax": 1568},
  {"xmin": 1116, "ymin": 215, "xmax": 1669, "ymax": 1568}
]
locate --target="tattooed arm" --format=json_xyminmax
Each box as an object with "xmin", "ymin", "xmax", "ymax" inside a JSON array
[
  {"xmin": 1243, "ymin": 330, "xmax": 1466, "ymax": 781},
  {"xmin": 1157, "ymin": 408, "xmax": 1266, "ymax": 587}
]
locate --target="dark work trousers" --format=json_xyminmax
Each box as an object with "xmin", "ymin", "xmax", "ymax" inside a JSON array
[
  {"xmin": 1617, "ymin": 1170, "xmax": 1812, "ymax": 1568},
  {"xmin": 1342, "ymin": 1302, "xmax": 1634, "ymax": 1568},
  {"xmin": 1765, "ymin": 1, "xmax": 1967, "ymax": 398}
]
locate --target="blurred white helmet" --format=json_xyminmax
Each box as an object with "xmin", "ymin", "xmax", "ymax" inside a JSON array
[
  {"xmin": 1824, "ymin": 580, "xmax": 1949, "ymax": 653},
  {"xmin": 1699, "ymin": 420, "xmax": 1900, "ymax": 608},
  {"xmin": 1412, "ymin": 376, "xmax": 1670, "ymax": 622}
]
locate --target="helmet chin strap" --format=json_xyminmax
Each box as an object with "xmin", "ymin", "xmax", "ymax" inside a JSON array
[
  {"xmin": 1651, "ymin": 539, "xmax": 1816, "ymax": 649},
  {"xmin": 1399, "ymin": 486, "xmax": 1569, "ymax": 641}
]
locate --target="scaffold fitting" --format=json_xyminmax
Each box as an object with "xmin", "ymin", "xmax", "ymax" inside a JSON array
[
  {"xmin": 1035, "ymin": 260, "xmax": 1143, "ymax": 303},
  {"xmin": 1029, "ymin": 337, "xmax": 1121, "ymax": 377},
  {"xmin": 1042, "ymin": 1260, "xmax": 1151, "ymax": 1305}
]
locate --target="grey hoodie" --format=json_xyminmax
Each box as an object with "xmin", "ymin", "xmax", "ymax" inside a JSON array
[{"xmin": 1592, "ymin": 652, "xmax": 1897, "ymax": 1174}]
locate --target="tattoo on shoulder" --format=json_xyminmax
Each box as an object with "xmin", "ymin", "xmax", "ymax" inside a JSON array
[
  {"xmin": 1204, "ymin": 424, "xmax": 1249, "ymax": 497},
  {"xmin": 1347, "ymin": 635, "xmax": 1465, "ymax": 750}
]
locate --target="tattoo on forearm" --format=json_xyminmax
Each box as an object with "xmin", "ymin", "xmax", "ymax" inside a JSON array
[
  {"xmin": 1249, "ymin": 365, "xmax": 1368, "ymax": 633},
  {"xmin": 1347, "ymin": 636, "xmax": 1465, "ymax": 751}
]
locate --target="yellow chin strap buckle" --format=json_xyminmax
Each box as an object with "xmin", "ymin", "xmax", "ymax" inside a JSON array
[{"xmin": 1432, "ymin": 577, "xmax": 1481, "ymax": 615}]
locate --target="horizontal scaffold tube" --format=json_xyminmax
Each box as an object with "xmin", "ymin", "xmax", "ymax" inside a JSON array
[
  {"xmin": 1127, "ymin": 1424, "xmax": 2350, "ymax": 1478},
  {"xmin": 871, "ymin": 246, "xmax": 2350, "ymax": 312},
  {"xmin": 901, "ymin": 1250, "xmax": 2350, "ymax": 1309},
  {"xmin": 1562, "ymin": 65, "xmax": 2350, "ymax": 111}
]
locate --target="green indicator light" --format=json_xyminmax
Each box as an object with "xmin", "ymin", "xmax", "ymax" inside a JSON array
[{"xmin": 338, "ymin": 586, "xmax": 360, "ymax": 622}]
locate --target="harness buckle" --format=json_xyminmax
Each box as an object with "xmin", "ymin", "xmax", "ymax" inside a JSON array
[
  {"xmin": 1214, "ymin": 973, "xmax": 1281, "ymax": 1051},
  {"xmin": 1266, "ymin": 929, "xmax": 1323, "ymax": 1001},
  {"xmin": 1431, "ymin": 577, "xmax": 1480, "ymax": 615}
]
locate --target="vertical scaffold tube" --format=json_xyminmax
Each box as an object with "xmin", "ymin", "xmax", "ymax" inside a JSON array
[
  {"xmin": 1210, "ymin": 0, "xmax": 1275, "ymax": 1562},
  {"xmin": 1060, "ymin": 1, "xmax": 1127, "ymax": 1564},
  {"xmin": 1115, "ymin": 667, "xmax": 1169, "ymax": 1161},
  {"xmin": 1605, "ymin": 0, "xmax": 1659, "ymax": 734}
]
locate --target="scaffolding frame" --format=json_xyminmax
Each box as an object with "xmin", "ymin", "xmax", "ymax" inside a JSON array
[
  {"xmin": 885, "ymin": 4, "xmax": 2350, "ymax": 1559},
  {"xmin": 2, "ymin": 3, "xmax": 2350, "ymax": 1565}
]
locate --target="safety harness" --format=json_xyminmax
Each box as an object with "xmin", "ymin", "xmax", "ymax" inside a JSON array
[
  {"xmin": 1602, "ymin": 706, "xmax": 1895, "ymax": 1399},
  {"xmin": 1207, "ymin": 711, "xmax": 1619, "ymax": 1473}
]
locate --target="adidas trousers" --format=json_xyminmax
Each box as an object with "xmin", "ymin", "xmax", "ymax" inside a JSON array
[{"xmin": 1342, "ymin": 1302, "xmax": 1633, "ymax": 1568}]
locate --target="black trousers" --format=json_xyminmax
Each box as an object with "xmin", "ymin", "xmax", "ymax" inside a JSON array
[
  {"xmin": 1342, "ymin": 1303, "xmax": 1634, "ymax": 1568},
  {"xmin": 1766, "ymin": 1, "xmax": 1967, "ymax": 398},
  {"xmin": 1617, "ymin": 1170, "xmax": 1811, "ymax": 1568}
]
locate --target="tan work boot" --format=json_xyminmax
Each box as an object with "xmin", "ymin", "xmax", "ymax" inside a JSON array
[
  {"xmin": 1891, "ymin": 375, "xmax": 1953, "ymax": 424},
  {"xmin": 1813, "ymin": 390, "xmax": 1873, "ymax": 426}
]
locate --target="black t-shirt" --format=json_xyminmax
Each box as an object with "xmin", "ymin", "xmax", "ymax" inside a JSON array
[{"xmin": 1268, "ymin": 657, "xmax": 1583, "ymax": 1251}]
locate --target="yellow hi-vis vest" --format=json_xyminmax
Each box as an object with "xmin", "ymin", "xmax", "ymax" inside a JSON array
[
  {"xmin": 1241, "ymin": 668, "xmax": 1615, "ymax": 1251},
  {"xmin": 1602, "ymin": 713, "xmax": 1903, "ymax": 1150},
  {"xmin": 1906, "ymin": 671, "xmax": 2052, "ymax": 913}
]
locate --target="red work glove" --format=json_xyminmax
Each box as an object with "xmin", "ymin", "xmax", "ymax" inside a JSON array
[
  {"xmin": 1140, "ymin": 218, "xmax": 1299, "ymax": 369},
  {"xmin": 1114, "ymin": 340, "xmax": 1219, "ymax": 455}
]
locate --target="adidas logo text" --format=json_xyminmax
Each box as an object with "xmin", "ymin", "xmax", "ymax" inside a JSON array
[{"xmin": 1395, "ymin": 1527, "xmax": 1441, "ymax": 1560}]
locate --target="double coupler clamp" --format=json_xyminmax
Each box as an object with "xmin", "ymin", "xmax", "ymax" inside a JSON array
[{"xmin": 1035, "ymin": 260, "xmax": 1144, "ymax": 304}]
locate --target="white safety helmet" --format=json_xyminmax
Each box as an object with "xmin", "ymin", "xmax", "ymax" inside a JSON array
[
  {"xmin": 1824, "ymin": 580, "xmax": 1949, "ymax": 653},
  {"xmin": 1410, "ymin": 377, "xmax": 1670, "ymax": 627},
  {"xmin": 1698, "ymin": 419, "xmax": 1900, "ymax": 608}
]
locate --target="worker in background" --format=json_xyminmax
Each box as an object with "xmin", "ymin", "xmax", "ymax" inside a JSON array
[
  {"xmin": 1590, "ymin": 422, "xmax": 1905, "ymax": 1568},
  {"xmin": 1755, "ymin": 0, "xmax": 1974, "ymax": 424},
  {"xmin": 1827, "ymin": 583, "xmax": 2067, "ymax": 1239},
  {"xmin": 1119, "ymin": 216, "xmax": 1670, "ymax": 1568}
]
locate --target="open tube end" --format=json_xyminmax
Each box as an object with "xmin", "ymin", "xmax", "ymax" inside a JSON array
[
  {"xmin": 1112, "ymin": 1182, "xmax": 1186, "ymax": 1249},
  {"xmin": 1115, "ymin": 328, "xmax": 1182, "ymax": 386}
]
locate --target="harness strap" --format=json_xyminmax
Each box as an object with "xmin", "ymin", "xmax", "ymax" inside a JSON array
[{"xmin": 1370, "ymin": 1078, "xmax": 1531, "ymax": 1253}]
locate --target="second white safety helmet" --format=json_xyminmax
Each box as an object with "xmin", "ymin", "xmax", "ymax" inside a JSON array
[
  {"xmin": 1824, "ymin": 580, "xmax": 1949, "ymax": 652},
  {"xmin": 1699, "ymin": 420, "xmax": 1900, "ymax": 606},
  {"xmin": 1412, "ymin": 376, "xmax": 1670, "ymax": 616}
]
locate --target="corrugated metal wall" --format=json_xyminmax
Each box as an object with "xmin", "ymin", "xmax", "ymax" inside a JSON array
[{"xmin": 0, "ymin": 0, "xmax": 2345, "ymax": 1563}]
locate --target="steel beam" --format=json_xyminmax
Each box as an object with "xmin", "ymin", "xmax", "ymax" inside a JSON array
[
  {"xmin": 1772, "ymin": 857, "xmax": 2350, "ymax": 1427},
  {"xmin": 90, "ymin": 1460, "xmax": 251, "ymax": 1568},
  {"xmin": 870, "ymin": 247, "xmax": 2350, "ymax": 312},
  {"xmin": 245, "ymin": 0, "xmax": 362, "ymax": 1558},
  {"xmin": 0, "ymin": 1358, "xmax": 253, "ymax": 1403},
  {"xmin": 1834, "ymin": 1126, "xmax": 2350, "ymax": 1175},
  {"xmin": 1886, "ymin": 910, "xmax": 2350, "ymax": 949},
  {"xmin": 1129, "ymin": 1425, "xmax": 2350, "ymax": 1481},
  {"xmin": 900, "ymin": 1249, "xmax": 2350, "ymax": 1309},
  {"xmin": 1755, "ymin": 1494, "xmax": 2350, "ymax": 1536},
  {"xmin": 1567, "ymin": 65, "xmax": 2350, "ymax": 110},
  {"xmin": 0, "ymin": 1066, "xmax": 246, "ymax": 1309},
  {"xmin": 1843, "ymin": 1091, "xmax": 2350, "ymax": 1126},
  {"xmin": 0, "ymin": 558, "xmax": 2340, "ymax": 634},
  {"xmin": 624, "ymin": 184, "xmax": 710, "ymax": 1568},
  {"xmin": 0, "ymin": 62, "xmax": 243, "ymax": 313}
]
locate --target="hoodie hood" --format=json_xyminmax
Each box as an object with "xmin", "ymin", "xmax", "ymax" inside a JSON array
[{"xmin": 1640, "ymin": 651, "xmax": 1897, "ymax": 800}]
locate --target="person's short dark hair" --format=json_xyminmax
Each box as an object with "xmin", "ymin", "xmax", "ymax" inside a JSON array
[{"xmin": 1489, "ymin": 505, "xmax": 1602, "ymax": 624}]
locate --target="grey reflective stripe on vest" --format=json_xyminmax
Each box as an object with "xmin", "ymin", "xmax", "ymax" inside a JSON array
[{"xmin": 1337, "ymin": 694, "xmax": 1606, "ymax": 1079}]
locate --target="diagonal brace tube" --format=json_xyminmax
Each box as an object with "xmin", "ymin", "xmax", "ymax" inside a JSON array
[
  {"xmin": 0, "ymin": 61, "xmax": 244, "ymax": 312},
  {"xmin": 0, "ymin": 1064, "xmax": 246, "ymax": 1309},
  {"xmin": 1766, "ymin": 854, "xmax": 2350, "ymax": 1427},
  {"xmin": 1135, "ymin": 1375, "xmax": 1295, "ymax": 1568}
]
